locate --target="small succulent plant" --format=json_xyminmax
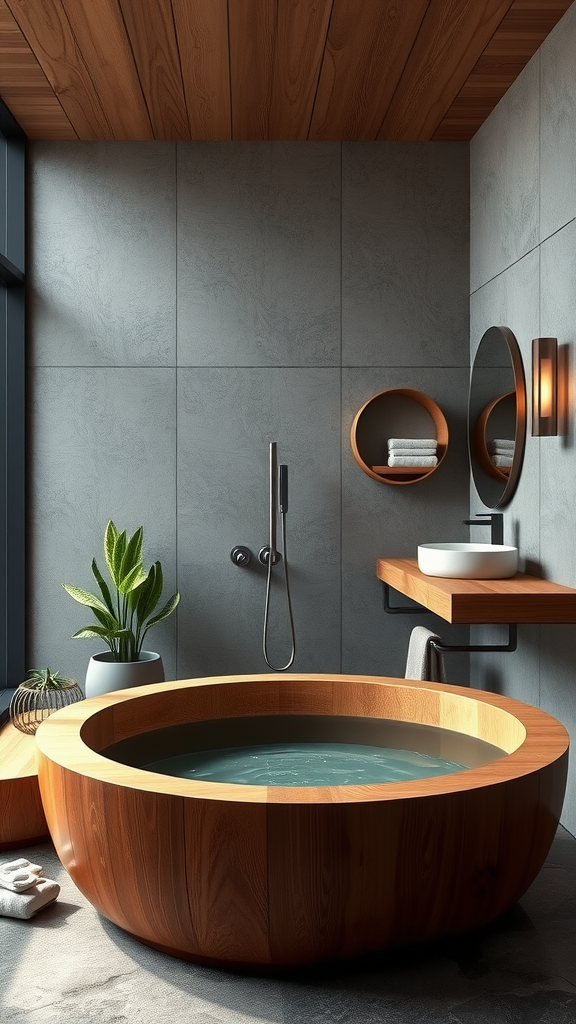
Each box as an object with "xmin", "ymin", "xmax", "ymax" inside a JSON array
[
  {"xmin": 11, "ymin": 667, "xmax": 83, "ymax": 734},
  {"xmin": 24, "ymin": 667, "xmax": 76, "ymax": 690}
]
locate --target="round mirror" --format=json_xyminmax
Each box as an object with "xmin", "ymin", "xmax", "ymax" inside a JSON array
[{"xmin": 468, "ymin": 326, "xmax": 526, "ymax": 508}]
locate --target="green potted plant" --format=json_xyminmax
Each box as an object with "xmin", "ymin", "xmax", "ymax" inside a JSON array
[
  {"xmin": 10, "ymin": 667, "xmax": 84, "ymax": 734},
  {"xmin": 63, "ymin": 520, "xmax": 180, "ymax": 697}
]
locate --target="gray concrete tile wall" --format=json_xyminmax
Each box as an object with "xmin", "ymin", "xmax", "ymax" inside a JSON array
[
  {"xmin": 29, "ymin": 142, "xmax": 176, "ymax": 367},
  {"xmin": 470, "ymin": 57, "xmax": 539, "ymax": 294},
  {"xmin": 177, "ymin": 367, "xmax": 341, "ymax": 676},
  {"xmin": 540, "ymin": 0, "xmax": 576, "ymax": 240},
  {"xmin": 342, "ymin": 143, "xmax": 469, "ymax": 367},
  {"xmin": 470, "ymin": 251, "xmax": 541, "ymax": 571},
  {"xmin": 176, "ymin": 142, "xmax": 341, "ymax": 367},
  {"xmin": 342, "ymin": 365, "xmax": 471, "ymax": 685},
  {"xmin": 28, "ymin": 141, "xmax": 469, "ymax": 690},
  {"xmin": 470, "ymin": 1, "xmax": 576, "ymax": 833},
  {"xmin": 28, "ymin": 366, "xmax": 178, "ymax": 684}
]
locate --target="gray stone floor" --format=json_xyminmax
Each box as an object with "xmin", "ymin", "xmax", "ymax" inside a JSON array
[{"xmin": 1, "ymin": 826, "xmax": 575, "ymax": 1023}]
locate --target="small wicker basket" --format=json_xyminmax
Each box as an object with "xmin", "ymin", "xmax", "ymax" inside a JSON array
[{"xmin": 10, "ymin": 676, "xmax": 84, "ymax": 735}]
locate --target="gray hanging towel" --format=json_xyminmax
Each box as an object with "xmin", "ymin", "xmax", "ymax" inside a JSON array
[{"xmin": 405, "ymin": 625, "xmax": 447, "ymax": 683}]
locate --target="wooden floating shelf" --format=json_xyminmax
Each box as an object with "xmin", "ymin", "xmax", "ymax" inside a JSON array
[
  {"xmin": 0, "ymin": 719, "xmax": 49, "ymax": 850},
  {"xmin": 372, "ymin": 466, "xmax": 437, "ymax": 476},
  {"xmin": 376, "ymin": 558, "xmax": 576, "ymax": 625}
]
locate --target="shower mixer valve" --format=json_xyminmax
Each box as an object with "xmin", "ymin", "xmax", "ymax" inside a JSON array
[
  {"xmin": 258, "ymin": 546, "xmax": 281, "ymax": 566},
  {"xmin": 230, "ymin": 546, "xmax": 252, "ymax": 567}
]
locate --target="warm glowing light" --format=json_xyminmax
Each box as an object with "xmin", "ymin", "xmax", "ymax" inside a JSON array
[
  {"xmin": 532, "ymin": 338, "xmax": 558, "ymax": 436},
  {"xmin": 539, "ymin": 357, "xmax": 553, "ymax": 418}
]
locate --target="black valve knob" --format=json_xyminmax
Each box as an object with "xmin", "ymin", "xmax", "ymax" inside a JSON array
[{"xmin": 230, "ymin": 546, "xmax": 252, "ymax": 567}]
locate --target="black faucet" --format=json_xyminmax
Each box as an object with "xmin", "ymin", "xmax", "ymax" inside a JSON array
[{"xmin": 462, "ymin": 512, "xmax": 504, "ymax": 545}]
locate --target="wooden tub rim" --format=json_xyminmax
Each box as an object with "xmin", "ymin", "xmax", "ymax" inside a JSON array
[{"xmin": 34, "ymin": 673, "xmax": 569, "ymax": 806}]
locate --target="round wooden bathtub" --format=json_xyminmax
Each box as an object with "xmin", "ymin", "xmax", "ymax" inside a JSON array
[{"xmin": 35, "ymin": 674, "xmax": 569, "ymax": 968}]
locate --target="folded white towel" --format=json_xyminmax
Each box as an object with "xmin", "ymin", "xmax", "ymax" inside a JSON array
[
  {"xmin": 491, "ymin": 455, "xmax": 513, "ymax": 467},
  {"xmin": 0, "ymin": 858, "xmax": 44, "ymax": 892},
  {"xmin": 405, "ymin": 626, "xmax": 447, "ymax": 683},
  {"xmin": 387, "ymin": 447, "xmax": 437, "ymax": 458},
  {"xmin": 488, "ymin": 438, "xmax": 514, "ymax": 452},
  {"xmin": 388, "ymin": 438, "xmax": 437, "ymax": 450},
  {"xmin": 490, "ymin": 447, "xmax": 514, "ymax": 457},
  {"xmin": 0, "ymin": 877, "xmax": 60, "ymax": 919},
  {"xmin": 388, "ymin": 455, "xmax": 438, "ymax": 467}
]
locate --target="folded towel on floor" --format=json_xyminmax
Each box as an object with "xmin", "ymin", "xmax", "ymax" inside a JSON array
[
  {"xmin": 487, "ymin": 438, "xmax": 514, "ymax": 452},
  {"xmin": 387, "ymin": 447, "xmax": 437, "ymax": 458},
  {"xmin": 0, "ymin": 858, "xmax": 44, "ymax": 892},
  {"xmin": 490, "ymin": 447, "xmax": 515, "ymax": 457},
  {"xmin": 491, "ymin": 455, "xmax": 513, "ymax": 468},
  {"xmin": 388, "ymin": 438, "xmax": 437, "ymax": 450},
  {"xmin": 388, "ymin": 455, "xmax": 438, "ymax": 467},
  {"xmin": 0, "ymin": 877, "xmax": 60, "ymax": 919},
  {"xmin": 405, "ymin": 626, "xmax": 447, "ymax": 684}
]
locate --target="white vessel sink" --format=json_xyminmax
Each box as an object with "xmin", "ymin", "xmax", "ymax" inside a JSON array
[{"xmin": 418, "ymin": 542, "xmax": 518, "ymax": 579}]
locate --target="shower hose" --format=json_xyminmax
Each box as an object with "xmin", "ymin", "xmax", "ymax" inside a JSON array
[{"xmin": 262, "ymin": 509, "xmax": 296, "ymax": 671}]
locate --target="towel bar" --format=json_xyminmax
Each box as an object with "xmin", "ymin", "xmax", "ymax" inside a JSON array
[
  {"xmin": 382, "ymin": 583, "xmax": 518, "ymax": 653},
  {"xmin": 429, "ymin": 624, "xmax": 517, "ymax": 654}
]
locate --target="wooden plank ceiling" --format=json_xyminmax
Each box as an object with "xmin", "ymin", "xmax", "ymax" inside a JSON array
[{"xmin": 0, "ymin": 0, "xmax": 572, "ymax": 142}]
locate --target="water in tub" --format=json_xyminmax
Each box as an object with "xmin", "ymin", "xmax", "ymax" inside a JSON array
[{"xmin": 142, "ymin": 742, "xmax": 467, "ymax": 786}]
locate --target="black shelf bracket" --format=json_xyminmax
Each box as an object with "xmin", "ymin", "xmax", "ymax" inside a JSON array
[
  {"xmin": 381, "ymin": 583, "xmax": 518, "ymax": 654},
  {"xmin": 382, "ymin": 582, "xmax": 433, "ymax": 615}
]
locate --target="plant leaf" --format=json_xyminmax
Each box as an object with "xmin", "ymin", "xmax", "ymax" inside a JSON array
[
  {"xmin": 71, "ymin": 625, "xmax": 131, "ymax": 640},
  {"xmin": 111, "ymin": 530, "xmax": 127, "ymax": 586},
  {"xmin": 143, "ymin": 591, "xmax": 180, "ymax": 630},
  {"xmin": 104, "ymin": 520, "xmax": 119, "ymax": 582},
  {"xmin": 91, "ymin": 558, "xmax": 114, "ymax": 615},
  {"xmin": 62, "ymin": 584, "xmax": 110, "ymax": 616},
  {"xmin": 131, "ymin": 561, "xmax": 163, "ymax": 623},
  {"xmin": 119, "ymin": 526, "xmax": 143, "ymax": 583},
  {"xmin": 118, "ymin": 563, "xmax": 149, "ymax": 595},
  {"xmin": 92, "ymin": 606, "xmax": 121, "ymax": 630},
  {"xmin": 25, "ymin": 668, "xmax": 73, "ymax": 690}
]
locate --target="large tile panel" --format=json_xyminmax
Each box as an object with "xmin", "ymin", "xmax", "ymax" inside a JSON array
[
  {"xmin": 470, "ymin": 249, "xmax": 540, "ymax": 568},
  {"xmin": 469, "ymin": 252, "xmax": 540, "ymax": 700},
  {"xmin": 177, "ymin": 367, "xmax": 341, "ymax": 677},
  {"xmin": 342, "ymin": 143, "xmax": 469, "ymax": 368},
  {"xmin": 29, "ymin": 143, "xmax": 176, "ymax": 367},
  {"xmin": 470, "ymin": 56, "xmax": 539, "ymax": 293},
  {"xmin": 342, "ymin": 366, "xmax": 470, "ymax": 683},
  {"xmin": 177, "ymin": 143, "xmax": 341, "ymax": 367},
  {"xmin": 28, "ymin": 367, "xmax": 178, "ymax": 686},
  {"xmin": 540, "ymin": 1, "xmax": 576, "ymax": 239},
  {"xmin": 539, "ymin": 222, "xmax": 576, "ymax": 588}
]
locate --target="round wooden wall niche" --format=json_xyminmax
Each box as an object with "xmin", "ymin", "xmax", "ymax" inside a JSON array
[{"xmin": 350, "ymin": 388, "xmax": 448, "ymax": 485}]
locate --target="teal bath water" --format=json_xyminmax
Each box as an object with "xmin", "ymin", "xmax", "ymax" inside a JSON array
[{"xmin": 142, "ymin": 742, "xmax": 467, "ymax": 786}]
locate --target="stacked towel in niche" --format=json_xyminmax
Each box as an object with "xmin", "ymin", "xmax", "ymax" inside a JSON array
[
  {"xmin": 405, "ymin": 626, "xmax": 447, "ymax": 683},
  {"xmin": 0, "ymin": 857, "xmax": 60, "ymax": 919},
  {"xmin": 487, "ymin": 437, "xmax": 514, "ymax": 469},
  {"xmin": 387, "ymin": 437, "xmax": 438, "ymax": 468}
]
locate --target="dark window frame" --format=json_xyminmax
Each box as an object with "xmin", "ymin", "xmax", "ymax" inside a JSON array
[{"xmin": 0, "ymin": 98, "xmax": 25, "ymax": 689}]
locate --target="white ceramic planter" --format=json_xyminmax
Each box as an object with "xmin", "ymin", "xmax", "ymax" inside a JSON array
[{"xmin": 85, "ymin": 651, "xmax": 165, "ymax": 698}]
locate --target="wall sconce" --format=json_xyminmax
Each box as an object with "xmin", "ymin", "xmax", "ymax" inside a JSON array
[{"xmin": 532, "ymin": 337, "xmax": 558, "ymax": 436}]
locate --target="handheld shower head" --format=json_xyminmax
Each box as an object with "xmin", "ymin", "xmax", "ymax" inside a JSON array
[
  {"xmin": 261, "ymin": 444, "xmax": 295, "ymax": 671},
  {"xmin": 279, "ymin": 464, "xmax": 288, "ymax": 514}
]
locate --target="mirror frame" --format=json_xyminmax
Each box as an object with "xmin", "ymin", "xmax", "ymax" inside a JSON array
[{"xmin": 468, "ymin": 326, "xmax": 526, "ymax": 509}]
